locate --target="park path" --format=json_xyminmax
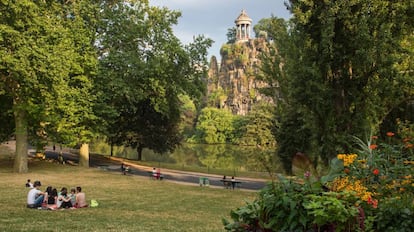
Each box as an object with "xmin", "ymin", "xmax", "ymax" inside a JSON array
[{"xmin": 44, "ymin": 149, "xmax": 268, "ymax": 191}]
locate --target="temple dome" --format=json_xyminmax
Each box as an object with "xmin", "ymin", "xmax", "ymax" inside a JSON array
[{"xmin": 235, "ymin": 10, "xmax": 252, "ymax": 25}]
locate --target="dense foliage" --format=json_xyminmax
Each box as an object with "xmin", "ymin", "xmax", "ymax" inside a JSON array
[
  {"xmin": 189, "ymin": 105, "xmax": 276, "ymax": 148},
  {"xmin": 0, "ymin": 0, "xmax": 212, "ymax": 170},
  {"xmin": 95, "ymin": 1, "xmax": 212, "ymax": 160},
  {"xmin": 0, "ymin": 0, "xmax": 99, "ymax": 171},
  {"xmin": 224, "ymin": 130, "xmax": 414, "ymax": 231},
  {"xmin": 259, "ymin": 0, "xmax": 414, "ymax": 173}
]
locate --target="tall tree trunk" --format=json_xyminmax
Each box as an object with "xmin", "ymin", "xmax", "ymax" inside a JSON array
[
  {"xmin": 79, "ymin": 143, "xmax": 89, "ymax": 167},
  {"xmin": 137, "ymin": 144, "xmax": 143, "ymax": 161},
  {"xmin": 13, "ymin": 107, "xmax": 28, "ymax": 173}
]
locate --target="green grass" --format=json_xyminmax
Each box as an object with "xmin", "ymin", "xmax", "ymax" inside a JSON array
[{"xmin": 0, "ymin": 157, "xmax": 257, "ymax": 232}]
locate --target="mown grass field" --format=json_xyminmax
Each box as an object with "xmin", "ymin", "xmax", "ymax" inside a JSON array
[{"xmin": 0, "ymin": 153, "xmax": 257, "ymax": 232}]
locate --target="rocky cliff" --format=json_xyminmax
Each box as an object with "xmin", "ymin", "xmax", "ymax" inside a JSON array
[{"xmin": 206, "ymin": 38, "xmax": 273, "ymax": 116}]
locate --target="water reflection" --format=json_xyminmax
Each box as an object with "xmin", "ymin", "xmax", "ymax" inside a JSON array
[{"xmin": 123, "ymin": 143, "xmax": 280, "ymax": 173}]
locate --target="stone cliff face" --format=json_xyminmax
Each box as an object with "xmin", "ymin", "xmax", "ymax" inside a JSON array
[{"xmin": 206, "ymin": 38, "xmax": 273, "ymax": 116}]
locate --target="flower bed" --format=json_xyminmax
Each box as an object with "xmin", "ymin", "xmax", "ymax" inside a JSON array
[{"xmin": 224, "ymin": 131, "xmax": 414, "ymax": 231}]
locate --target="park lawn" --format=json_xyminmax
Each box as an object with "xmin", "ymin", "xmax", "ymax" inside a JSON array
[{"xmin": 0, "ymin": 158, "xmax": 256, "ymax": 232}]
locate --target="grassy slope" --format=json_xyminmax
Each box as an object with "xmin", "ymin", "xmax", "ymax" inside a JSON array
[{"xmin": 0, "ymin": 157, "xmax": 256, "ymax": 232}]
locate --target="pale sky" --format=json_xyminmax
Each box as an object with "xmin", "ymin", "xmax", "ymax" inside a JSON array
[{"xmin": 149, "ymin": 0, "xmax": 291, "ymax": 59}]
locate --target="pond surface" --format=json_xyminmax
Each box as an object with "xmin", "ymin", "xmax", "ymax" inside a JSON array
[{"xmin": 120, "ymin": 143, "xmax": 282, "ymax": 174}]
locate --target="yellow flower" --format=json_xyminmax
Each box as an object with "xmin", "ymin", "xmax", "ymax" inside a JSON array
[
  {"xmin": 358, "ymin": 159, "xmax": 367, "ymax": 164},
  {"xmin": 329, "ymin": 176, "xmax": 373, "ymax": 202},
  {"xmin": 337, "ymin": 153, "xmax": 358, "ymax": 166}
]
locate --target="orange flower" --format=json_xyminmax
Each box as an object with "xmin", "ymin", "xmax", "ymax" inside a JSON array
[
  {"xmin": 373, "ymin": 169, "xmax": 380, "ymax": 175},
  {"xmin": 372, "ymin": 135, "xmax": 378, "ymax": 140},
  {"xmin": 367, "ymin": 197, "xmax": 378, "ymax": 208},
  {"xmin": 386, "ymin": 132, "xmax": 395, "ymax": 137},
  {"xmin": 405, "ymin": 143, "xmax": 413, "ymax": 149},
  {"xmin": 403, "ymin": 137, "xmax": 411, "ymax": 143},
  {"xmin": 369, "ymin": 144, "xmax": 378, "ymax": 150}
]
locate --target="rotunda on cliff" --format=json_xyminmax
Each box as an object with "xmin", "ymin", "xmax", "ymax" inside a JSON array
[{"xmin": 235, "ymin": 10, "xmax": 252, "ymax": 42}]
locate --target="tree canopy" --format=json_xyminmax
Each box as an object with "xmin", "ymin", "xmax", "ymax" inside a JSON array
[
  {"xmin": 96, "ymin": 1, "xmax": 212, "ymax": 160},
  {"xmin": 1, "ymin": 0, "xmax": 212, "ymax": 170},
  {"xmin": 260, "ymin": 0, "xmax": 414, "ymax": 173},
  {"xmin": 0, "ymin": 0, "xmax": 99, "ymax": 172}
]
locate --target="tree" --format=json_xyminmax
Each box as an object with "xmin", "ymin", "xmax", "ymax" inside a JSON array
[
  {"xmin": 192, "ymin": 107, "xmax": 236, "ymax": 144},
  {"xmin": 96, "ymin": 1, "xmax": 212, "ymax": 160},
  {"xmin": 253, "ymin": 17, "xmax": 288, "ymax": 42},
  {"xmin": 235, "ymin": 103, "xmax": 277, "ymax": 147},
  {"xmin": 226, "ymin": 27, "xmax": 237, "ymax": 44},
  {"xmin": 44, "ymin": 1, "xmax": 100, "ymax": 167},
  {"xmin": 0, "ymin": 1, "xmax": 99, "ymax": 172},
  {"xmin": 263, "ymin": 0, "xmax": 414, "ymax": 173}
]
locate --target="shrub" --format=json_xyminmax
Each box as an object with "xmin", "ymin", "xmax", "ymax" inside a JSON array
[{"xmin": 224, "ymin": 131, "xmax": 414, "ymax": 231}]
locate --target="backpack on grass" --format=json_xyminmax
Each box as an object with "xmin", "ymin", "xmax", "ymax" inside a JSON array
[{"xmin": 90, "ymin": 199, "xmax": 99, "ymax": 207}]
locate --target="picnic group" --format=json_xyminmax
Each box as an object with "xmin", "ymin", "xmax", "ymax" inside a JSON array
[{"xmin": 26, "ymin": 179, "xmax": 88, "ymax": 210}]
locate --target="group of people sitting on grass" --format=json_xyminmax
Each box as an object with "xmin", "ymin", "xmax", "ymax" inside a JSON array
[{"xmin": 26, "ymin": 179, "xmax": 88, "ymax": 210}]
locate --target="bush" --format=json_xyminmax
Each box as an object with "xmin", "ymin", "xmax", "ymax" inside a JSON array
[
  {"xmin": 224, "ymin": 131, "xmax": 414, "ymax": 231},
  {"xmin": 224, "ymin": 175, "xmax": 359, "ymax": 231}
]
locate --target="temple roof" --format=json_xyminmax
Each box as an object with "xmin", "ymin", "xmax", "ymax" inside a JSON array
[{"xmin": 235, "ymin": 10, "xmax": 252, "ymax": 24}]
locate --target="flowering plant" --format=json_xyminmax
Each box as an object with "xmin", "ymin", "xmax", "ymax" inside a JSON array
[
  {"xmin": 326, "ymin": 129, "xmax": 414, "ymax": 230},
  {"xmin": 224, "ymin": 125, "xmax": 414, "ymax": 231}
]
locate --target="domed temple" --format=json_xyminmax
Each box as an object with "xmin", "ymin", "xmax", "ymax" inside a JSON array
[
  {"xmin": 235, "ymin": 10, "xmax": 252, "ymax": 43},
  {"xmin": 206, "ymin": 9, "xmax": 275, "ymax": 116}
]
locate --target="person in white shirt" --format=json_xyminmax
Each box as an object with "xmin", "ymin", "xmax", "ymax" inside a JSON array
[{"xmin": 27, "ymin": 181, "xmax": 46, "ymax": 208}]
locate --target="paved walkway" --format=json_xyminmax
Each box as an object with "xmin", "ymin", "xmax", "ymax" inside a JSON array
[{"xmin": 44, "ymin": 150, "xmax": 268, "ymax": 191}]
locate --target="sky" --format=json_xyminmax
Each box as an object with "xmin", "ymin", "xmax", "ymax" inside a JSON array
[{"xmin": 149, "ymin": 0, "xmax": 292, "ymax": 59}]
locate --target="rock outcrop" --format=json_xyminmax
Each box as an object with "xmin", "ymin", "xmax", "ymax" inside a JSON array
[{"xmin": 206, "ymin": 37, "xmax": 273, "ymax": 116}]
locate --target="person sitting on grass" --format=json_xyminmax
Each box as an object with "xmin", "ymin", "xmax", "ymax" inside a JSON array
[
  {"xmin": 27, "ymin": 181, "xmax": 46, "ymax": 208},
  {"xmin": 57, "ymin": 187, "xmax": 73, "ymax": 209},
  {"xmin": 46, "ymin": 188, "xmax": 58, "ymax": 210},
  {"xmin": 75, "ymin": 186, "xmax": 88, "ymax": 208},
  {"xmin": 25, "ymin": 179, "xmax": 33, "ymax": 188},
  {"xmin": 69, "ymin": 188, "xmax": 76, "ymax": 206}
]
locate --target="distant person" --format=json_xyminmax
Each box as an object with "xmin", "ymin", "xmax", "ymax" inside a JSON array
[
  {"xmin": 25, "ymin": 179, "xmax": 33, "ymax": 188},
  {"xmin": 69, "ymin": 188, "xmax": 76, "ymax": 206},
  {"xmin": 75, "ymin": 186, "xmax": 88, "ymax": 208},
  {"xmin": 27, "ymin": 180, "xmax": 46, "ymax": 208},
  {"xmin": 58, "ymin": 153, "xmax": 64, "ymax": 164},
  {"xmin": 57, "ymin": 187, "xmax": 73, "ymax": 209},
  {"xmin": 231, "ymin": 176, "xmax": 236, "ymax": 189},
  {"xmin": 222, "ymin": 176, "xmax": 230, "ymax": 188},
  {"xmin": 156, "ymin": 168, "xmax": 162, "ymax": 179},
  {"xmin": 152, "ymin": 167, "xmax": 157, "ymax": 179},
  {"xmin": 121, "ymin": 163, "xmax": 126, "ymax": 175}
]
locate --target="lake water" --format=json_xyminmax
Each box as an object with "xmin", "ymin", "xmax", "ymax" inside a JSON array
[{"xmin": 118, "ymin": 143, "xmax": 281, "ymax": 174}]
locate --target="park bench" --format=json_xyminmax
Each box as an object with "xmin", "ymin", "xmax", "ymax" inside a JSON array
[
  {"xmin": 199, "ymin": 177, "xmax": 210, "ymax": 187},
  {"xmin": 220, "ymin": 179, "xmax": 242, "ymax": 189},
  {"xmin": 148, "ymin": 171, "xmax": 164, "ymax": 180}
]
